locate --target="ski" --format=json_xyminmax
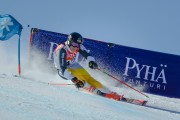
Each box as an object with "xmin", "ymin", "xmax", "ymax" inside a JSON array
[
  {"xmin": 96, "ymin": 91, "xmax": 147, "ymax": 106},
  {"xmin": 48, "ymin": 82, "xmax": 148, "ymax": 106},
  {"xmin": 121, "ymin": 97, "xmax": 147, "ymax": 106}
]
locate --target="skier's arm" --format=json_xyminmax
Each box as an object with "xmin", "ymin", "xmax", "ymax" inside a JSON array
[
  {"xmin": 79, "ymin": 45, "xmax": 98, "ymax": 69},
  {"xmin": 56, "ymin": 47, "xmax": 84, "ymax": 88},
  {"xmin": 79, "ymin": 45, "xmax": 95, "ymax": 61},
  {"xmin": 57, "ymin": 48, "xmax": 74, "ymax": 80}
]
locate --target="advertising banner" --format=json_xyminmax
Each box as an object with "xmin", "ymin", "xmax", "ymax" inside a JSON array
[{"xmin": 30, "ymin": 28, "xmax": 180, "ymax": 98}]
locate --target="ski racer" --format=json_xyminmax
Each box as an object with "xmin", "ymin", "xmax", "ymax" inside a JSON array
[{"xmin": 53, "ymin": 32, "xmax": 122, "ymax": 101}]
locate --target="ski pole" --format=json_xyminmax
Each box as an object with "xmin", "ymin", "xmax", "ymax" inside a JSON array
[
  {"xmin": 97, "ymin": 68, "xmax": 149, "ymax": 98},
  {"xmin": 48, "ymin": 83, "xmax": 75, "ymax": 86}
]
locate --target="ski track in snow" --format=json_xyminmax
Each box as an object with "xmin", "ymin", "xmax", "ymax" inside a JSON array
[{"xmin": 0, "ymin": 73, "xmax": 180, "ymax": 120}]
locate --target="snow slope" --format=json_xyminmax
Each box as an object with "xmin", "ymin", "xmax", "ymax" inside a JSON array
[
  {"xmin": 0, "ymin": 43, "xmax": 180, "ymax": 120},
  {"xmin": 0, "ymin": 72, "xmax": 180, "ymax": 120}
]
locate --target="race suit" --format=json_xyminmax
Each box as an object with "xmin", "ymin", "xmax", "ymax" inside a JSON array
[{"xmin": 53, "ymin": 43, "xmax": 103, "ymax": 89}]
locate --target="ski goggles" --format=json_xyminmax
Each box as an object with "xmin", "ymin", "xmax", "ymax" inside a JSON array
[{"xmin": 71, "ymin": 42, "xmax": 80, "ymax": 48}]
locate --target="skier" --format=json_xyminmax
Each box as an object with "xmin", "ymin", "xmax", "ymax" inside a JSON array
[{"xmin": 53, "ymin": 32, "xmax": 123, "ymax": 101}]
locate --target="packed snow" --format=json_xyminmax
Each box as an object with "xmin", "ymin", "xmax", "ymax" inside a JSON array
[{"xmin": 0, "ymin": 42, "xmax": 180, "ymax": 120}]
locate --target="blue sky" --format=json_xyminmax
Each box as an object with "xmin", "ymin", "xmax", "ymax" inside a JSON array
[{"xmin": 1, "ymin": 0, "xmax": 180, "ymax": 55}]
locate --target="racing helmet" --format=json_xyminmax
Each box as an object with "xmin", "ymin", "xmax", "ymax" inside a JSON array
[{"xmin": 67, "ymin": 32, "xmax": 83, "ymax": 48}]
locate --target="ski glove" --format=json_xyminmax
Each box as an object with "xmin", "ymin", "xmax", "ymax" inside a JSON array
[
  {"xmin": 71, "ymin": 77, "xmax": 84, "ymax": 88},
  {"xmin": 89, "ymin": 61, "xmax": 98, "ymax": 69}
]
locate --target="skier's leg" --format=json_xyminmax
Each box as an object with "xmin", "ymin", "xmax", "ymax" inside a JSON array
[
  {"xmin": 82, "ymin": 82, "xmax": 123, "ymax": 101},
  {"xmin": 67, "ymin": 64, "xmax": 123, "ymax": 101},
  {"xmin": 67, "ymin": 65, "xmax": 103, "ymax": 89}
]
